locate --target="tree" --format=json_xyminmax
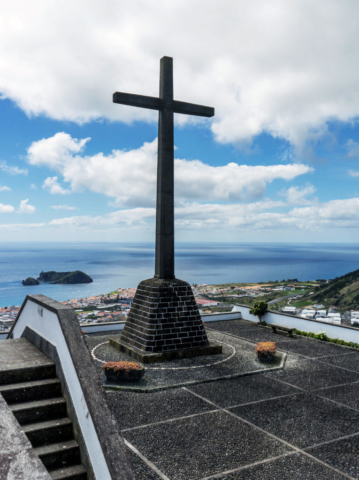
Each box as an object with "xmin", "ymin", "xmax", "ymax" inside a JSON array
[{"xmin": 249, "ymin": 301, "xmax": 269, "ymax": 324}]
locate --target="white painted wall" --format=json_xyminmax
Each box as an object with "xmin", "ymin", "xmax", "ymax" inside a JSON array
[
  {"xmin": 201, "ymin": 311, "xmax": 242, "ymax": 322},
  {"xmin": 81, "ymin": 321, "xmax": 125, "ymax": 334},
  {"xmin": 79, "ymin": 312, "xmax": 242, "ymax": 334},
  {"xmin": 232, "ymin": 304, "xmax": 359, "ymax": 344},
  {"xmin": 11, "ymin": 299, "xmax": 112, "ymax": 480}
]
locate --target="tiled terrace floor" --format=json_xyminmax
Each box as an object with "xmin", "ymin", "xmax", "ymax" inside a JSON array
[{"xmin": 91, "ymin": 319, "xmax": 359, "ymax": 479}]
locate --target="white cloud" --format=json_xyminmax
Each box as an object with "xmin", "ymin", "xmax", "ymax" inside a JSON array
[
  {"xmin": 0, "ymin": 203, "xmax": 14, "ymax": 213},
  {"xmin": 349, "ymin": 170, "xmax": 359, "ymax": 177},
  {"xmin": 51, "ymin": 205, "xmax": 77, "ymax": 210},
  {"xmin": 30, "ymin": 184, "xmax": 37, "ymax": 189},
  {"xmin": 28, "ymin": 133, "xmax": 312, "ymax": 206},
  {"xmin": 42, "ymin": 176, "xmax": 71, "ymax": 195},
  {"xmin": 1, "ymin": 1, "xmax": 359, "ymax": 149},
  {"xmin": 289, "ymin": 198, "xmax": 359, "ymax": 228},
  {"xmin": 28, "ymin": 133, "xmax": 89, "ymax": 169},
  {"xmin": 0, "ymin": 161, "xmax": 28, "ymax": 175},
  {"xmin": 346, "ymin": 140, "xmax": 359, "ymax": 159},
  {"xmin": 0, "ymin": 223, "xmax": 45, "ymax": 230},
  {"xmin": 0, "ymin": 185, "xmax": 11, "ymax": 191},
  {"xmin": 18, "ymin": 199, "xmax": 35, "ymax": 213},
  {"xmin": 49, "ymin": 207, "xmax": 155, "ymax": 228},
  {"xmin": 47, "ymin": 196, "xmax": 359, "ymax": 232},
  {"xmin": 279, "ymin": 184, "xmax": 317, "ymax": 205}
]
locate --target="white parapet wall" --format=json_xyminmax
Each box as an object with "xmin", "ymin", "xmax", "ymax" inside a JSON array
[
  {"xmin": 8, "ymin": 294, "xmax": 135, "ymax": 480},
  {"xmin": 79, "ymin": 311, "xmax": 242, "ymax": 335},
  {"xmin": 201, "ymin": 311, "xmax": 242, "ymax": 322},
  {"xmin": 232, "ymin": 304, "xmax": 359, "ymax": 344}
]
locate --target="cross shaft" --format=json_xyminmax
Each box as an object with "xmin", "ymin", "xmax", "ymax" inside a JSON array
[{"xmin": 113, "ymin": 56, "xmax": 214, "ymax": 279}]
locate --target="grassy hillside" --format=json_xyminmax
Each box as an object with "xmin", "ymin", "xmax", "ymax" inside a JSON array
[{"xmin": 295, "ymin": 268, "xmax": 359, "ymax": 311}]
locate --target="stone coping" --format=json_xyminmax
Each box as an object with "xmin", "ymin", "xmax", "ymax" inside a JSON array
[
  {"xmin": 0, "ymin": 394, "xmax": 52, "ymax": 479},
  {"xmin": 9, "ymin": 294, "xmax": 136, "ymax": 480}
]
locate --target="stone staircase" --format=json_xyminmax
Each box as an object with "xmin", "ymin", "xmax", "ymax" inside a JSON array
[{"xmin": 0, "ymin": 343, "xmax": 87, "ymax": 480}]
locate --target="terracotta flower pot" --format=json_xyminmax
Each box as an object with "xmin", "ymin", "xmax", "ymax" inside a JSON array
[
  {"xmin": 257, "ymin": 353, "xmax": 274, "ymax": 363},
  {"xmin": 104, "ymin": 368, "xmax": 145, "ymax": 382}
]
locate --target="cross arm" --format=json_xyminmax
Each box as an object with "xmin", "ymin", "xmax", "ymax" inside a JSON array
[
  {"xmin": 113, "ymin": 92, "xmax": 163, "ymax": 111},
  {"xmin": 173, "ymin": 100, "xmax": 214, "ymax": 117}
]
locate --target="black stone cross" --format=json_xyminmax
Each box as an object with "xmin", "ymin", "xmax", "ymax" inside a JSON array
[{"xmin": 113, "ymin": 56, "xmax": 215, "ymax": 279}]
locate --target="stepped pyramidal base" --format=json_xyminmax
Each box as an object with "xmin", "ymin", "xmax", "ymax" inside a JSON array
[{"xmin": 112, "ymin": 277, "xmax": 222, "ymax": 363}]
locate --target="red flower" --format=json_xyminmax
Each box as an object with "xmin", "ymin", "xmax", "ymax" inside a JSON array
[
  {"xmin": 255, "ymin": 342, "xmax": 277, "ymax": 356},
  {"xmin": 102, "ymin": 361, "xmax": 143, "ymax": 372}
]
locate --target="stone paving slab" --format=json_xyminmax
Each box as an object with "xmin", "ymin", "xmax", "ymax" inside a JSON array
[
  {"xmin": 123, "ymin": 410, "xmax": 293, "ymax": 480},
  {"xmin": 230, "ymin": 393, "xmax": 359, "ymax": 449},
  {"xmin": 316, "ymin": 382, "xmax": 359, "ymax": 410},
  {"xmin": 107, "ymin": 388, "xmax": 215, "ymax": 430},
  {"xmin": 126, "ymin": 448, "xmax": 163, "ymax": 480},
  {"xmin": 87, "ymin": 330, "xmax": 285, "ymax": 392},
  {"xmin": 318, "ymin": 352, "xmax": 359, "ymax": 371},
  {"xmin": 208, "ymin": 452, "xmax": 348, "ymax": 480},
  {"xmin": 307, "ymin": 434, "xmax": 359, "ymax": 479},
  {"xmin": 186, "ymin": 375, "xmax": 299, "ymax": 408},
  {"xmin": 0, "ymin": 338, "xmax": 53, "ymax": 372},
  {"xmin": 208, "ymin": 321, "xmax": 295, "ymax": 344},
  {"xmin": 267, "ymin": 355, "xmax": 359, "ymax": 390},
  {"xmin": 101, "ymin": 320, "xmax": 359, "ymax": 479},
  {"xmin": 275, "ymin": 339, "xmax": 352, "ymax": 358}
]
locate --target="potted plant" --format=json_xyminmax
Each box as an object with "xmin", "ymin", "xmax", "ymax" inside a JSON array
[
  {"xmin": 255, "ymin": 341, "xmax": 277, "ymax": 363},
  {"xmin": 102, "ymin": 361, "xmax": 145, "ymax": 382},
  {"xmin": 249, "ymin": 301, "xmax": 268, "ymax": 324}
]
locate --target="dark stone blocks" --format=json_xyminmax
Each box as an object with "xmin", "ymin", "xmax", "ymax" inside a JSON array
[
  {"xmin": 231, "ymin": 393, "xmax": 359, "ymax": 448},
  {"xmin": 116, "ymin": 277, "xmax": 222, "ymax": 362},
  {"xmin": 307, "ymin": 435, "xmax": 359, "ymax": 478},
  {"xmin": 123, "ymin": 411, "xmax": 292, "ymax": 480},
  {"xmin": 187, "ymin": 375, "xmax": 299, "ymax": 408},
  {"xmin": 208, "ymin": 453, "xmax": 348, "ymax": 480},
  {"xmin": 108, "ymin": 389, "xmax": 214, "ymax": 430}
]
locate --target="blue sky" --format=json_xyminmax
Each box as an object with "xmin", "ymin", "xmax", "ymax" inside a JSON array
[{"xmin": 1, "ymin": 0, "xmax": 359, "ymax": 243}]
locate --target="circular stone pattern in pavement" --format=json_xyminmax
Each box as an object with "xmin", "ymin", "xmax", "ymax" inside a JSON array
[
  {"xmin": 86, "ymin": 330, "xmax": 285, "ymax": 391},
  {"xmin": 91, "ymin": 339, "xmax": 235, "ymax": 370}
]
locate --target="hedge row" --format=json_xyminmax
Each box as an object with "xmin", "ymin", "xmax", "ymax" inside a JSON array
[{"xmin": 295, "ymin": 329, "xmax": 359, "ymax": 349}]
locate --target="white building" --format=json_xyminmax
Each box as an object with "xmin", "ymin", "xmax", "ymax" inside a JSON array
[
  {"xmin": 351, "ymin": 312, "xmax": 359, "ymax": 325},
  {"xmin": 282, "ymin": 306, "xmax": 297, "ymax": 314},
  {"xmin": 317, "ymin": 316, "xmax": 341, "ymax": 325}
]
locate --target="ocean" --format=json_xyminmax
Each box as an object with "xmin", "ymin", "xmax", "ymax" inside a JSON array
[{"xmin": 0, "ymin": 242, "xmax": 358, "ymax": 308}]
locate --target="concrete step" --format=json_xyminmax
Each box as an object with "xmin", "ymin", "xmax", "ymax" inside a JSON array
[
  {"xmin": 35, "ymin": 440, "xmax": 81, "ymax": 471},
  {"xmin": 10, "ymin": 397, "xmax": 67, "ymax": 425},
  {"xmin": 0, "ymin": 364, "xmax": 56, "ymax": 385},
  {"xmin": 23, "ymin": 418, "xmax": 74, "ymax": 448},
  {"xmin": 0, "ymin": 378, "xmax": 61, "ymax": 404},
  {"xmin": 50, "ymin": 464, "xmax": 87, "ymax": 480}
]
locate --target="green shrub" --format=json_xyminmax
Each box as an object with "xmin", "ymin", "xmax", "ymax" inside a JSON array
[
  {"xmin": 315, "ymin": 331, "xmax": 328, "ymax": 342},
  {"xmin": 249, "ymin": 301, "xmax": 269, "ymax": 324},
  {"xmin": 295, "ymin": 329, "xmax": 359, "ymax": 350}
]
